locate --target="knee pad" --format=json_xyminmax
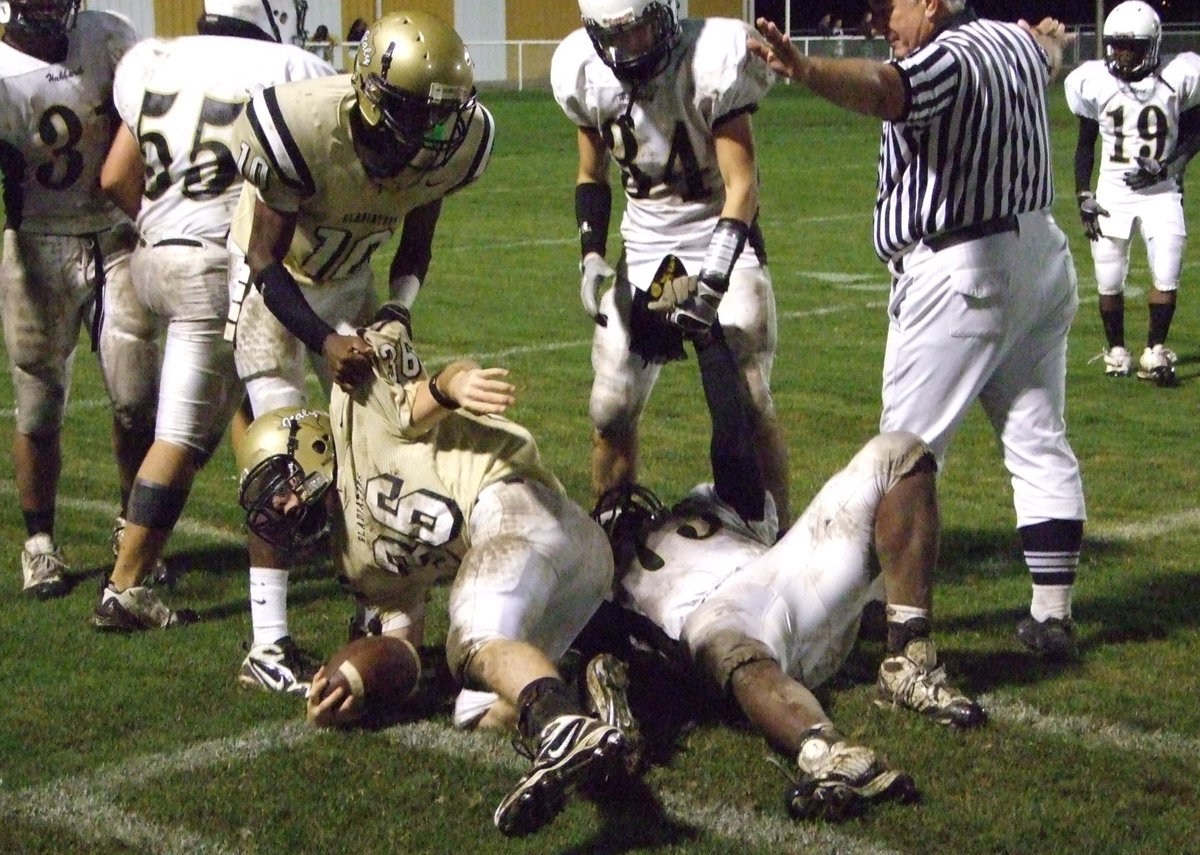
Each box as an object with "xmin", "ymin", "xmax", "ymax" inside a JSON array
[
  {"xmin": 1089, "ymin": 237, "xmax": 1129, "ymax": 296},
  {"xmin": 12, "ymin": 369, "xmax": 67, "ymax": 435},
  {"xmin": 244, "ymin": 375, "xmax": 305, "ymax": 417},
  {"xmin": 126, "ymin": 479, "xmax": 189, "ymax": 530}
]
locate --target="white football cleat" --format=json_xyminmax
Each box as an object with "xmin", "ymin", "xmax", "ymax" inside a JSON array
[
  {"xmin": 21, "ymin": 534, "xmax": 69, "ymax": 600},
  {"xmin": 1101, "ymin": 346, "xmax": 1132, "ymax": 377},
  {"xmin": 1137, "ymin": 344, "xmax": 1177, "ymax": 386}
]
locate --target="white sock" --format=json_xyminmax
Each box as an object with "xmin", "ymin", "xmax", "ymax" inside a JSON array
[
  {"xmin": 1030, "ymin": 584, "xmax": 1072, "ymax": 622},
  {"xmin": 885, "ymin": 604, "xmax": 929, "ymax": 625},
  {"xmin": 249, "ymin": 567, "xmax": 289, "ymax": 645}
]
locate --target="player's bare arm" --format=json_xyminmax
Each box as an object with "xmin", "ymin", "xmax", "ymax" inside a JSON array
[
  {"xmin": 748, "ymin": 17, "xmax": 905, "ymax": 120},
  {"xmin": 410, "ymin": 360, "xmax": 516, "ymax": 430},
  {"xmin": 713, "ymin": 113, "xmax": 759, "ymax": 225},
  {"xmin": 98, "ymin": 124, "xmax": 144, "ymax": 222}
]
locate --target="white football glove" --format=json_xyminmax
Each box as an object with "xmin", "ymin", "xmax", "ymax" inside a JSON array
[
  {"xmin": 647, "ymin": 273, "xmax": 698, "ymax": 313},
  {"xmin": 579, "ymin": 252, "xmax": 613, "ymax": 326},
  {"xmin": 670, "ymin": 278, "xmax": 724, "ymax": 334}
]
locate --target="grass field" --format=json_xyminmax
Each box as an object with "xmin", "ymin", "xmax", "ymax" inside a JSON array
[{"xmin": 2, "ymin": 82, "xmax": 1200, "ymax": 855}]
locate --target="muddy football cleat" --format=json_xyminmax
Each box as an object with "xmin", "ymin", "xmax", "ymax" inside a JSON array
[
  {"xmin": 93, "ymin": 582, "xmax": 197, "ymax": 630},
  {"xmin": 876, "ymin": 637, "xmax": 986, "ymax": 728},
  {"xmin": 494, "ymin": 714, "xmax": 626, "ymax": 837},
  {"xmin": 21, "ymin": 534, "xmax": 69, "ymax": 600},
  {"xmin": 238, "ymin": 636, "xmax": 320, "ymax": 697},
  {"xmin": 784, "ymin": 725, "xmax": 917, "ymax": 821},
  {"xmin": 1016, "ymin": 616, "xmax": 1078, "ymax": 661},
  {"xmin": 584, "ymin": 653, "xmax": 642, "ymax": 773}
]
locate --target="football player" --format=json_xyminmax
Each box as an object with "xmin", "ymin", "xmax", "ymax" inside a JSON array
[
  {"xmin": 591, "ymin": 324, "xmax": 983, "ymax": 820},
  {"xmin": 237, "ymin": 307, "xmax": 634, "ymax": 837},
  {"xmin": 550, "ymin": 0, "xmax": 791, "ymax": 525},
  {"xmin": 222, "ymin": 11, "xmax": 494, "ymax": 694},
  {"xmin": 0, "ymin": 0, "xmax": 157, "ymax": 598},
  {"xmin": 90, "ymin": 1, "xmax": 335, "ymax": 653},
  {"xmin": 1065, "ymin": 0, "xmax": 1200, "ymax": 385}
]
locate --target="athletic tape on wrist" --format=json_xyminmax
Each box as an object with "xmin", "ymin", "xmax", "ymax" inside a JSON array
[{"xmin": 699, "ymin": 217, "xmax": 748, "ymax": 292}]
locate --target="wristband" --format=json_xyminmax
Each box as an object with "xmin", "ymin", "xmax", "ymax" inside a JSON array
[
  {"xmin": 428, "ymin": 371, "xmax": 460, "ymax": 409},
  {"xmin": 699, "ymin": 217, "xmax": 749, "ymax": 293},
  {"xmin": 575, "ymin": 181, "xmax": 611, "ymax": 258}
]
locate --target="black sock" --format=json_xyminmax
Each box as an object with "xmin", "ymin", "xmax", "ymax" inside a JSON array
[
  {"xmin": 886, "ymin": 617, "xmax": 931, "ymax": 654},
  {"xmin": 516, "ymin": 677, "xmax": 580, "ymax": 741},
  {"xmin": 23, "ymin": 509, "xmax": 55, "ymax": 539}
]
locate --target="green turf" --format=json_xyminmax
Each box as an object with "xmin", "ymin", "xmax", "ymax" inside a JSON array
[{"xmin": 2, "ymin": 83, "xmax": 1198, "ymax": 854}]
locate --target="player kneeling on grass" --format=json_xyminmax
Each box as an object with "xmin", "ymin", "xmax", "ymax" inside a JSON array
[
  {"xmin": 238, "ymin": 306, "xmax": 637, "ymax": 837},
  {"xmin": 591, "ymin": 318, "xmax": 984, "ymax": 820}
]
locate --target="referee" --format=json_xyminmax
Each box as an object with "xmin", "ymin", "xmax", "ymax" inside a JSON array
[{"xmin": 749, "ymin": 3, "xmax": 1086, "ymax": 662}]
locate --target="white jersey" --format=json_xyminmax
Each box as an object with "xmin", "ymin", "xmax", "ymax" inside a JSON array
[
  {"xmin": 1065, "ymin": 53, "xmax": 1200, "ymax": 198},
  {"xmin": 619, "ymin": 484, "xmax": 777, "ymax": 641},
  {"xmin": 0, "ymin": 11, "xmax": 136, "ymax": 234},
  {"xmin": 551, "ymin": 18, "xmax": 774, "ymax": 288},
  {"xmin": 112, "ymin": 35, "xmax": 335, "ymax": 246}
]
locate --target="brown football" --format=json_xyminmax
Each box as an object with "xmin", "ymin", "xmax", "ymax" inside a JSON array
[{"xmin": 320, "ymin": 636, "xmax": 421, "ymax": 715}]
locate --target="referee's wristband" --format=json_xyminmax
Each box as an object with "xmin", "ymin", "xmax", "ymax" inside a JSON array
[{"xmin": 428, "ymin": 371, "xmax": 460, "ymax": 409}]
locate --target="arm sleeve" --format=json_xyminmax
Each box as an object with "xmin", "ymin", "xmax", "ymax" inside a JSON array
[
  {"xmin": 1073, "ymin": 117, "xmax": 1099, "ymax": 194},
  {"xmin": 694, "ymin": 327, "xmax": 765, "ymax": 524}
]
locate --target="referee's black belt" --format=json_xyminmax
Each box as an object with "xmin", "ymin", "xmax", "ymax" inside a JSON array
[{"xmin": 924, "ymin": 215, "xmax": 1019, "ymax": 252}]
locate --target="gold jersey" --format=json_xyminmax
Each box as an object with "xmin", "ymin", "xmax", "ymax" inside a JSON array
[
  {"xmin": 328, "ymin": 317, "xmax": 561, "ymax": 614},
  {"xmin": 228, "ymin": 74, "xmax": 494, "ymax": 286}
]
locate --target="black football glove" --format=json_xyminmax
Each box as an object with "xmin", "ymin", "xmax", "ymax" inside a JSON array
[
  {"xmin": 1123, "ymin": 156, "xmax": 1170, "ymax": 191},
  {"xmin": 1077, "ymin": 191, "xmax": 1109, "ymax": 242}
]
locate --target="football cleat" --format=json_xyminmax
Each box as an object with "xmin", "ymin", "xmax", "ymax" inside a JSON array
[
  {"xmin": 1016, "ymin": 616, "xmax": 1078, "ymax": 661},
  {"xmin": 93, "ymin": 581, "xmax": 198, "ymax": 630},
  {"xmin": 1100, "ymin": 346, "xmax": 1132, "ymax": 377},
  {"xmin": 110, "ymin": 516, "xmax": 175, "ymax": 586},
  {"xmin": 783, "ymin": 725, "xmax": 917, "ymax": 821},
  {"xmin": 583, "ymin": 653, "xmax": 642, "ymax": 773},
  {"xmin": 1136, "ymin": 344, "xmax": 1177, "ymax": 386},
  {"xmin": 875, "ymin": 637, "xmax": 986, "ymax": 728},
  {"xmin": 238, "ymin": 636, "xmax": 319, "ymax": 697},
  {"xmin": 494, "ymin": 714, "xmax": 626, "ymax": 837},
  {"xmin": 21, "ymin": 534, "xmax": 69, "ymax": 600}
]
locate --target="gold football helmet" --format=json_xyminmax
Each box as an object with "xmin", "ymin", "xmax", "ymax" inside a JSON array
[
  {"xmin": 351, "ymin": 11, "xmax": 477, "ymax": 168},
  {"xmin": 238, "ymin": 407, "xmax": 335, "ymax": 552},
  {"xmin": 0, "ymin": 0, "xmax": 80, "ymax": 37}
]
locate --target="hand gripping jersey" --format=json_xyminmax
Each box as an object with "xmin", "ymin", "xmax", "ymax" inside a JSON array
[
  {"xmin": 112, "ymin": 35, "xmax": 335, "ymax": 246},
  {"xmin": 328, "ymin": 318, "xmax": 561, "ymax": 616},
  {"xmin": 1065, "ymin": 52, "xmax": 1200, "ymax": 198},
  {"xmin": 228, "ymin": 75, "xmax": 495, "ymax": 286},
  {"xmin": 551, "ymin": 17, "xmax": 773, "ymax": 288},
  {"xmin": 0, "ymin": 11, "xmax": 135, "ymax": 234}
]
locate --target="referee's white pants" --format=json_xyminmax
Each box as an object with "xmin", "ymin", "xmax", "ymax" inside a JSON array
[{"xmin": 880, "ymin": 210, "xmax": 1087, "ymax": 527}]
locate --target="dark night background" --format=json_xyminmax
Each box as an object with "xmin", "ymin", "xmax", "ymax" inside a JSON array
[{"xmin": 755, "ymin": 0, "xmax": 1197, "ymax": 32}]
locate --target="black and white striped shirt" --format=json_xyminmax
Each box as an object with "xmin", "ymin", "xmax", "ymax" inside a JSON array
[{"xmin": 872, "ymin": 11, "xmax": 1055, "ymax": 261}]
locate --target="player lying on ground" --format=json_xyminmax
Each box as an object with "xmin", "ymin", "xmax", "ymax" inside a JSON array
[{"xmin": 588, "ymin": 319, "xmax": 984, "ymax": 820}]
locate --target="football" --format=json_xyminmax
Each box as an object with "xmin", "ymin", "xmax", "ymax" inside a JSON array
[{"xmin": 319, "ymin": 635, "xmax": 421, "ymax": 717}]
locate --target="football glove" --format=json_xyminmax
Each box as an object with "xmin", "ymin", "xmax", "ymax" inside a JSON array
[
  {"xmin": 1123, "ymin": 156, "xmax": 1170, "ymax": 191},
  {"xmin": 647, "ymin": 273, "xmax": 698, "ymax": 313},
  {"xmin": 1077, "ymin": 191, "xmax": 1110, "ymax": 242},
  {"xmin": 671, "ymin": 279, "xmax": 724, "ymax": 334},
  {"xmin": 579, "ymin": 252, "xmax": 613, "ymax": 327}
]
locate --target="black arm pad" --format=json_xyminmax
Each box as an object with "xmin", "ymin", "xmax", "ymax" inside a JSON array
[
  {"xmin": 255, "ymin": 261, "xmax": 335, "ymax": 354},
  {"xmin": 575, "ymin": 181, "xmax": 611, "ymax": 258}
]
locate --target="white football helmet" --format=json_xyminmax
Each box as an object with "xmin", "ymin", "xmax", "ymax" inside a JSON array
[
  {"xmin": 0, "ymin": 0, "xmax": 79, "ymax": 37},
  {"xmin": 578, "ymin": 0, "xmax": 681, "ymax": 82},
  {"xmin": 238, "ymin": 407, "xmax": 335, "ymax": 552},
  {"xmin": 351, "ymin": 11, "xmax": 477, "ymax": 169},
  {"xmin": 1103, "ymin": 0, "xmax": 1161, "ymax": 82},
  {"xmin": 202, "ymin": 0, "xmax": 308, "ymax": 45}
]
